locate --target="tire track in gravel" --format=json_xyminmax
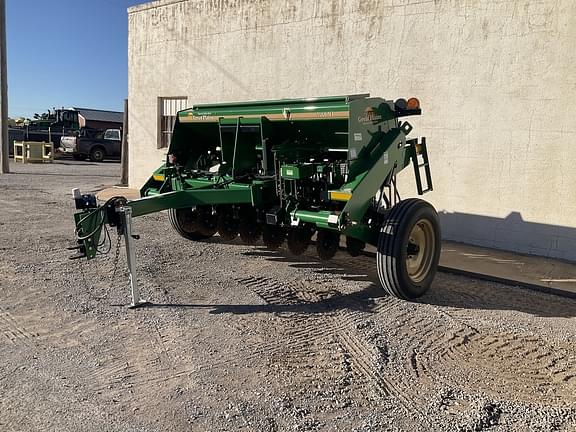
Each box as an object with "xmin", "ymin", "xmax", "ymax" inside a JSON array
[
  {"xmin": 370, "ymin": 296, "xmax": 576, "ymax": 405},
  {"xmin": 36, "ymin": 316, "xmax": 104, "ymax": 348},
  {"xmin": 90, "ymin": 365, "xmax": 196, "ymax": 393},
  {"xmin": 84, "ymin": 359, "xmax": 139, "ymax": 389},
  {"xmin": 296, "ymin": 250, "xmax": 576, "ymax": 406},
  {"xmin": 0, "ymin": 306, "xmax": 38, "ymax": 347},
  {"xmin": 233, "ymin": 250, "xmax": 576, "ymax": 432},
  {"xmin": 236, "ymin": 274, "xmax": 433, "ymax": 425},
  {"xmin": 419, "ymin": 329, "xmax": 576, "ymax": 403},
  {"xmin": 80, "ymin": 319, "xmax": 204, "ymax": 394},
  {"xmin": 427, "ymin": 276, "xmax": 575, "ymax": 319}
]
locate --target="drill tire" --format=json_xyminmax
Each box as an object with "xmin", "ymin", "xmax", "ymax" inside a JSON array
[{"xmin": 376, "ymin": 199, "xmax": 440, "ymax": 300}]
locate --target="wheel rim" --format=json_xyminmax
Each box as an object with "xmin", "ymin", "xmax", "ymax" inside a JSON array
[{"xmin": 406, "ymin": 218, "xmax": 436, "ymax": 283}]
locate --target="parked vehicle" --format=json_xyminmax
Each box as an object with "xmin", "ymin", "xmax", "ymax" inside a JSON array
[
  {"xmin": 8, "ymin": 108, "xmax": 80, "ymax": 154},
  {"xmin": 60, "ymin": 128, "xmax": 122, "ymax": 162}
]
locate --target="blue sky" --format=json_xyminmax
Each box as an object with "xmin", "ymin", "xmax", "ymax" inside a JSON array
[{"xmin": 7, "ymin": 0, "xmax": 147, "ymax": 118}]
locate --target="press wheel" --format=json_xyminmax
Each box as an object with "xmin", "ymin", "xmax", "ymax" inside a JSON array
[
  {"xmin": 262, "ymin": 225, "xmax": 286, "ymax": 250},
  {"xmin": 316, "ymin": 230, "xmax": 340, "ymax": 260},
  {"xmin": 287, "ymin": 227, "xmax": 313, "ymax": 256},
  {"xmin": 346, "ymin": 236, "xmax": 365, "ymax": 257}
]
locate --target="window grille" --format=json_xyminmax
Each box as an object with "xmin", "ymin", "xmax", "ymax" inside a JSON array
[{"xmin": 158, "ymin": 97, "xmax": 188, "ymax": 149}]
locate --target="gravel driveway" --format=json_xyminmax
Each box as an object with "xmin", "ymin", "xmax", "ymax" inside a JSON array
[{"xmin": 0, "ymin": 161, "xmax": 574, "ymax": 431}]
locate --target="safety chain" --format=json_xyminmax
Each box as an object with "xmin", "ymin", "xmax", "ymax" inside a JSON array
[
  {"xmin": 77, "ymin": 231, "xmax": 123, "ymax": 301},
  {"xmin": 109, "ymin": 231, "xmax": 123, "ymax": 287}
]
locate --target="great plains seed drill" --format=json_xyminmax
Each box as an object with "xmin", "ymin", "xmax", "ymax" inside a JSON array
[{"xmin": 70, "ymin": 94, "xmax": 440, "ymax": 305}]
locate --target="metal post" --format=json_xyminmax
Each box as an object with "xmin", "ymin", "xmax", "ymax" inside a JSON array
[
  {"xmin": 120, "ymin": 99, "xmax": 128, "ymax": 186},
  {"xmin": 0, "ymin": 0, "xmax": 9, "ymax": 174},
  {"xmin": 121, "ymin": 206, "xmax": 148, "ymax": 308}
]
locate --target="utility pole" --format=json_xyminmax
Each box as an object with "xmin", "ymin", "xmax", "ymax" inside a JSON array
[
  {"xmin": 0, "ymin": 0, "xmax": 8, "ymax": 174},
  {"xmin": 120, "ymin": 98, "xmax": 128, "ymax": 185}
]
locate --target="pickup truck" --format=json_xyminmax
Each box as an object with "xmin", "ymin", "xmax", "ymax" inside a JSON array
[{"xmin": 60, "ymin": 128, "xmax": 122, "ymax": 162}]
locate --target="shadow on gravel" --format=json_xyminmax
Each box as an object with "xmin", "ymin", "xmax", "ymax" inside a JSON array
[
  {"xmin": 145, "ymin": 283, "xmax": 385, "ymax": 315},
  {"xmin": 149, "ymin": 238, "xmax": 576, "ymax": 319},
  {"xmin": 242, "ymin": 247, "xmax": 576, "ymax": 319},
  {"xmin": 420, "ymin": 278, "xmax": 576, "ymax": 319},
  {"xmin": 242, "ymin": 250, "xmax": 378, "ymax": 284}
]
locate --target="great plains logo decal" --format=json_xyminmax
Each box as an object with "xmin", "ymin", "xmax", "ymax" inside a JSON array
[{"xmin": 358, "ymin": 107, "xmax": 382, "ymax": 125}]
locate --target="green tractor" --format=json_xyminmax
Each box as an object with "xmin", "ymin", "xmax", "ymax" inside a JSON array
[{"xmin": 71, "ymin": 94, "xmax": 440, "ymax": 306}]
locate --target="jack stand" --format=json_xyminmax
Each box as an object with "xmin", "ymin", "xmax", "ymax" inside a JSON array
[{"xmin": 121, "ymin": 206, "xmax": 150, "ymax": 309}]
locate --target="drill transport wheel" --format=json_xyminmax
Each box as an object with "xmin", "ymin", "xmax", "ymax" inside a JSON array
[
  {"xmin": 376, "ymin": 198, "xmax": 441, "ymax": 300},
  {"xmin": 262, "ymin": 225, "xmax": 286, "ymax": 250},
  {"xmin": 316, "ymin": 230, "xmax": 340, "ymax": 260},
  {"xmin": 169, "ymin": 207, "xmax": 214, "ymax": 241}
]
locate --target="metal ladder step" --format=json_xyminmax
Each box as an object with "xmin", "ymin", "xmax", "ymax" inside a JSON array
[{"xmin": 410, "ymin": 138, "xmax": 433, "ymax": 195}]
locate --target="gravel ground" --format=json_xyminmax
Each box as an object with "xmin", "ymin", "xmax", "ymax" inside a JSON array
[{"xmin": 0, "ymin": 161, "xmax": 575, "ymax": 431}]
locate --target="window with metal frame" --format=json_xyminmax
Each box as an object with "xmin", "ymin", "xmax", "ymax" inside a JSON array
[{"xmin": 158, "ymin": 97, "xmax": 188, "ymax": 149}]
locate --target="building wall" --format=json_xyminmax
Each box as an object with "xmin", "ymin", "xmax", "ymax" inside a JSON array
[{"xmin": 128, "ymin": 0, "xmax": 576, "ymax": 261}]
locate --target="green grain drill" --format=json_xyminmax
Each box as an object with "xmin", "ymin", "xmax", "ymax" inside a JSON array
[{"xmin": 70, "ymin": 94, "xmax": 440, "ymax": 303}]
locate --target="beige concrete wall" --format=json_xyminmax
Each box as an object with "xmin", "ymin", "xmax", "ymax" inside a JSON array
[{"xmin": 128, "ymin": 0, "xmax": 576, "ymax": 261}]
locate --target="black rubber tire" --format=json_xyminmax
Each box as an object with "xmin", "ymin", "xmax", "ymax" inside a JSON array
[
  {"xmin": 89, "ymin": 146, "xmax": 105, "ymax": 162},
  {"xmin": 346, "ymin": 237, "xmax": 365, "ymax": 257},
  {"xmin": 376, "ymin": 198, "xmax": 441, "ymax": 300},
  {"xmin": 217, "ymin": 209, "xmax": 238, "ymax": 241},
  {"xmin": 287, "ymin": 227, "xmax": 312, "ymax": 256},
  {"xmin": 262, "ymin": 225, "xmax": 285, "ymax": 250},
  {"xmin": 169, "ymin": 207, "xmax": 213, "ymax": 241}
]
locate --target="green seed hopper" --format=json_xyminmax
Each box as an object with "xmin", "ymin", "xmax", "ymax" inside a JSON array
[{"xmin": 70, "ymin": 94, "xmax": 440, "ymax": 305}]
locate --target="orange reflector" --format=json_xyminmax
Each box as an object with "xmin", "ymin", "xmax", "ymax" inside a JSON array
[
  {"xmin": 407, "ymin": 97, "xmax": 420, "ymax": 110},
  {"xmin": 329, "ymin": 191, "xmax": 352, "ymax": 202},
  {"xmin": 153, "ymin": 174, "xmax": 165, "ymax": 181}
]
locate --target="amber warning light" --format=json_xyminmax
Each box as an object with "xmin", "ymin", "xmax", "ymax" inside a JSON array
[
  {"xmin": 406, "ymin": 97, "xmax": 420, "ymax": 110},
  {"xmin": 394, "ymin": 97, "xmax": 422, "ymax": 117}
]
